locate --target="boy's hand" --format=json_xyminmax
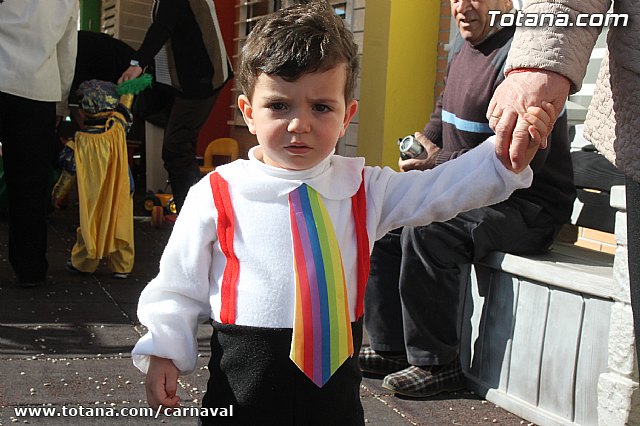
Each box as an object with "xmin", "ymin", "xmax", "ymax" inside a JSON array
[
  {"xmin": 145, "ymin": 356, "xmax": 181, "ymax": 410},
  {"xmin": 398, "ymin": 133, "xmax": 441, "ymax": 172},
  {"xmin": 496, "ymin": 101, "xmax": 555, "ymax": 173},
  {"xmin": 524, "ymin": 101, "xmax": 555, "ymax": 149}
]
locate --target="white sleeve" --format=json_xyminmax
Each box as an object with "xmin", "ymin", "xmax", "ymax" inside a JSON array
[
  {"xmin": 56, "ymin": 2, "xmax": 78, "ymax": 116},
  {"xmin": 132, "ymin": 178, "xmax": 218, "ymax": 375},
  {"xmin": 366, "ymin": 137, "xmax": 533, "ymax": 241}
]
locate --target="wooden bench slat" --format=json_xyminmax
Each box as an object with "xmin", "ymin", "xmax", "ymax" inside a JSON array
[
  {"xmin": 538, "ymin": 289, "xmax": 584, "ymax": 421},
  {"xmin": 479, "ymin": 244, "xmax": 615, "ymax": 299},
  {"xmin": 507, "ymin": 281, "xmax": 550, "ymax": 405}
]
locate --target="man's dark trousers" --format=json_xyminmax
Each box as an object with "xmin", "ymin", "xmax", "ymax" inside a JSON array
[
  {"xmin": 0, "ymin": 92, "xmax": 55, "ymax": 283},
  {"xmin": 364, "ymin": 198, "xmax": 558, "ymax": 366}
]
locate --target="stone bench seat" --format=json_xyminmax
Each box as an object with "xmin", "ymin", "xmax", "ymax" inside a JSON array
[
  {"xmin": 459, "ymin": 186, "xmax": 635, "ymax": 426},
  {"xmin": 481, "ymin": 242, "xmax": 614, "ymax": 299}
]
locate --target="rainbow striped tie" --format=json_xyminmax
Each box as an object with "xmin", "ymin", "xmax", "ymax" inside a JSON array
[{"xmin": 288, "ymin": 184, "xmax": 353, "ymax": 387}]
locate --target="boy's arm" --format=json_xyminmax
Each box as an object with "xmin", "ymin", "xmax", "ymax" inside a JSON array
[
  {"xmin": 146, "ymin": 356, "xmax": 181, "ymax": 410},
  {"xmin": 368, "ymin": 103, "xmax": 554, "ymax": 237},
  {"xmin": 132, "ymin": 180, "xmax": 217, "ymax": 375},
  {"xmin": 367, "ymin": 137, "xmax": 533, "ymax": 240}
]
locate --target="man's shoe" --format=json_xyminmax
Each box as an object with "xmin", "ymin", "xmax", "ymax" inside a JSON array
[
  {"xmin": 358, "ymin": 347, "xmax": 410, "ymax": 376},
  {"xmin": 382, "ymin": 359, "xmax": 466, "ymax": 398}
]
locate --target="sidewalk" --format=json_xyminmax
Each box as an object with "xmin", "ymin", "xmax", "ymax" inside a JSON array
[{"xmin": 0, "ymin": 202, "xmax": 531, "ymax": 425}]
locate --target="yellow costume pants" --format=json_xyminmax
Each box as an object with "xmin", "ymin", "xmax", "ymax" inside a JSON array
[{"xmin": 70, "ymin": 113, "xmax": 134, "ymax": 274}]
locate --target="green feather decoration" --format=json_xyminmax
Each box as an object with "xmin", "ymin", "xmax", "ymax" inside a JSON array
[{"xmin": 116, "ymin": 73, "xmax": 153, "ymax": 95}]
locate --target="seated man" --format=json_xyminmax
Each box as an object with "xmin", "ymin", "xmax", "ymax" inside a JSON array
[{"xmin": 359, "ymin": 0, "xmax": 576, "ymax": 398}]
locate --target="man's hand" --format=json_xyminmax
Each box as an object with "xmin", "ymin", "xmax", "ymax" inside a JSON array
[
  {"xmin": 145, "ymin": 356, "xmax": 181, "ymax": 410},
  {"xmin": 487, "ymin": 69, "xmax": 570, "ymax": 171},
  {"xmin": 398, "ymin": 132, "xmax": 441, "ymax": 172},
  {"xmin": 118, "ymin": 65, "xmax": 143, "ymax": 83}
]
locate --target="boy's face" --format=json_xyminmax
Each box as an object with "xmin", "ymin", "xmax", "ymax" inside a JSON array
[{"xmin": 238, "ymin": 65, "xmax": 358, "ymax": 170}]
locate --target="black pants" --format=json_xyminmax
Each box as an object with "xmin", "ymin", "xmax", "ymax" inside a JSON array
[
  {"xmin": 364, "ymin": 198, "xmax": 558, "ymax": 366},
  {"xmin": 162, "ymin": 94, "xmax": 217, "ymax": 213},
  {"xmin": 200, "ymin": 320, "xmax": 364, "ymax": 426},
  {"xmin": 0, "ymin": 92, "xmax": 55, "ymax": 283}
]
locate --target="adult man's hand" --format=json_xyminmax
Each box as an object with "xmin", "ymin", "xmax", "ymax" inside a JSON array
[
  {"xmin": 398, "ymin": 132, "xmax": 441, "ymax": 172},
  {"xmin": 118, "ymin": 65, "xmax": 143, "ymax": 83},
  {"xmin": 487, "ymin": 69, "xmax": 570, "ymax": 171}
]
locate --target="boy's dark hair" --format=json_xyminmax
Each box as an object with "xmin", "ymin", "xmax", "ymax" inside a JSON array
[{"xmin": 238, "ymin": 1, "xmax": 359, "ymax": 102}]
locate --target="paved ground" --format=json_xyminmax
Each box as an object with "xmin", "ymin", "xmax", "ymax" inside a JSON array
[{"xmin": 0, "ymin": 199, "xmax": 532, "ymax": 425}]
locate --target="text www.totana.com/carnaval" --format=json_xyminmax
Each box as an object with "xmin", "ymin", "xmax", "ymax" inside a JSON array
[
  {"xmin": 490, "ymin": 11, "xmax": 629, "ymax": 27},
  {"xmin": 12, "ymin": 404, "xmax": 234, "ymax": 419}
]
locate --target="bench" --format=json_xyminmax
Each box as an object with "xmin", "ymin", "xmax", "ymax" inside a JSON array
[{"xmin": 459, "ymin": 186, "xmax": 638, "ymax": 426}]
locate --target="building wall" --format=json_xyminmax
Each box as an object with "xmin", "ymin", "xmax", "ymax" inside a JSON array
[
  {"xmin": 98, "ymin": 1, "xmax": 456, "ymax": 167},
  {"xmin": 357, "ymin": 0, "xmax": 441, "ymax": 168},
  {"xmin": 101, "ymin": 0, "xmax": 236, "ymax": 157},
  {"xmin": 435, "ymin": 0, "xmax": 453, "ymax": 102},
  {"xmin": 194, "ymin": 1, "xmax": 235, "ymax": 157},
  {"xmin": 101, "ymin": 0, "xmax": 153, "ymax": 50}
]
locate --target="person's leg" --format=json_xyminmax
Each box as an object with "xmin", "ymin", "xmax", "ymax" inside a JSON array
[
  {"xmin": 625, "ymin": 177, "xmax": 640, "ymax": 364},
  {"xmin": 361, "ymin": 228, "xmax": 411, "ymax": 375},
  {"xmin": 383, "ymin": 200, "xmax": 556, "ymax": 396},
  {"xmin": 107, "ymin": 239, "xmax": 135, "ymax": 277},
  {"xmin": 69, "ymin": 228, "xmax": 100, "ymax": 273},
  {"xmin": 399, "ymin": 218, "xmax": 478, "ymax": 367},
  {"xmin": 364, "ymin": 228, "xmax": 406, "ymax": 352},
  {"xmin": 162, "ymin": 94, "xmax": 217, "ymax": 213},
  {"xmin": 400, "ymin": 199, "xmax": 556, "ymax": 366},
  {"xmin": 0, "ymin": 92, "xmax": 54, "ymax": 284}
]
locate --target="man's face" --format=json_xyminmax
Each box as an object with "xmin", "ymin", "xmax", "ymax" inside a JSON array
[{"xmin": 451, "ymin": 0, "xmax": 510, "ymax": 44}]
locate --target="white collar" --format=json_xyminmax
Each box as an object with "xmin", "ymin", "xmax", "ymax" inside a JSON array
[{"xmin": 215, "ymin": 146, "xmax": 365, "ymax": 201}]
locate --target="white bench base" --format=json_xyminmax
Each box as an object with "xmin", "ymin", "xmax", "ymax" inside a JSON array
[{"xmin": 460, "ymin": 243, "xmax": 616, "ymax": 426}]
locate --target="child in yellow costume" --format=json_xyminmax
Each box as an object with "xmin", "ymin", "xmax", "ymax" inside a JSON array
[{"xmin": 65, "ymin": 79, "xmax": 136, "ymax": 279}]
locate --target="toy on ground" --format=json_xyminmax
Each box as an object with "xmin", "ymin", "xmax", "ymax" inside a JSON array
[{"xmin": 144, "ymin": 190, "xmax": 177, "ymax": 227}]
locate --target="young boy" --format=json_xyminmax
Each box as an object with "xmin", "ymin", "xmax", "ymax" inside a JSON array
[{"xmin": 132, "ymin": 2, "xmax": 553, "ymax": 424}]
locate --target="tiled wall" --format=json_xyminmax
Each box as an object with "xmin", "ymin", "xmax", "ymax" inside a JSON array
[
  {"xmin": 575, "ymin": 227, "xmax": 617, "ymax": 255},
  {"xmin": 434, "ymin": 1, "xmax": 452, "ymax": 102}
]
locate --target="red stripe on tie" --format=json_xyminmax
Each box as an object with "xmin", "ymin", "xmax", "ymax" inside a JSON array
[
  {"xmin": 289, "ymin": 205, "xmax": 316, "ymax": 378},
  {"xmin": 210, "ymin": 173, "xmax": 239, "ymax": 324}
]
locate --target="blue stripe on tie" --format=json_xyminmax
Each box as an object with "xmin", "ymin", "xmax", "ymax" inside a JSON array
[{"xmin": 442, "ymin": 110, "xmax": 493, "ymax": 134}]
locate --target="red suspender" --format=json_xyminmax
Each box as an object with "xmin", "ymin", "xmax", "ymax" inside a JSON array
[
  {"xmin": 352, "ymin": 170, "xmax": 370, "ymax": 319},
  {"xmin": 209, "ymin": 172, "xmax": 239, "ymax": 324},
  {"xmin": 210, "ymin": 171, "xmax": 369, "ymax": 324}
]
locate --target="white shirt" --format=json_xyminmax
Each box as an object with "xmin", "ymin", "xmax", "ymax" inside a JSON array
[
  {"xmin": 0, "ymin": 0, "xmax": 78, "ymax": 115},
  {"xmin": 132, "ymin": 138, "xmax": 532, "ymax": 374}
]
